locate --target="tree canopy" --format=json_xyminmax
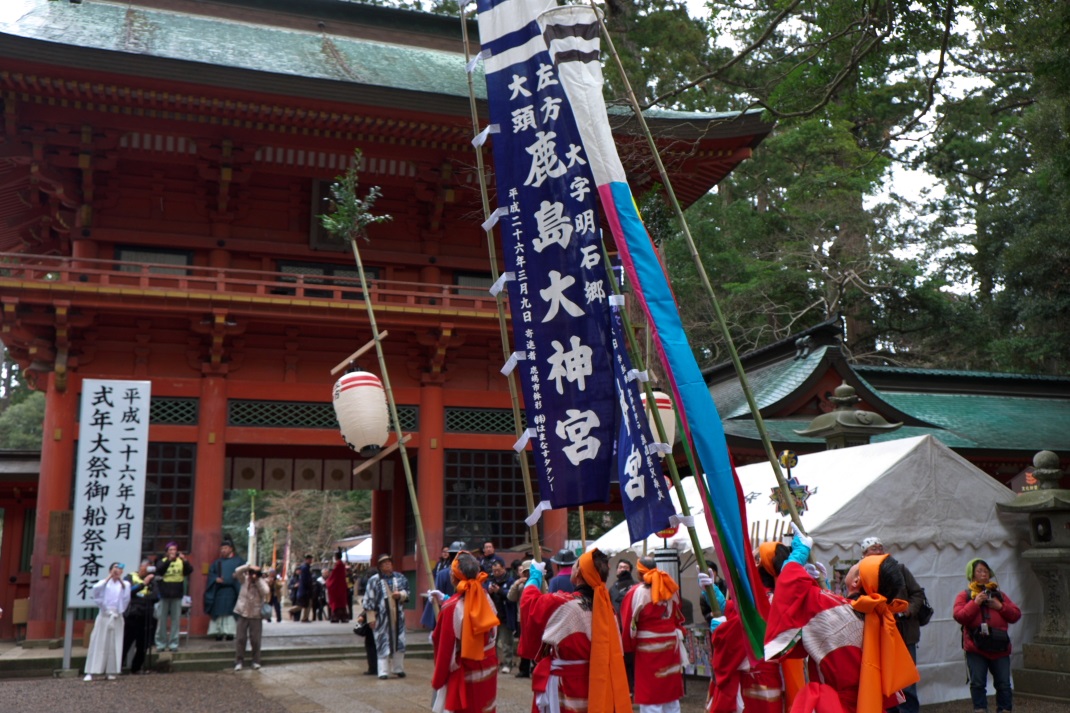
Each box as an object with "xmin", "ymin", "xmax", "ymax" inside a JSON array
[{"xmin": 393, "ymin": 0, "xmax": 1068, "ymax": 373}]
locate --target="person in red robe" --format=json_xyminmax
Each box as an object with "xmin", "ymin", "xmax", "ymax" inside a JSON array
[
  {"xmin": 518, "ymin": 548, "xmax": 631, "ymax": 713},
  {"xmin": 763, "ymin": 529, "xmax": 919, "ymax": 713},
  {"xmin": 708, "ymin": 597, "xmax": 785, "ymax": 713},
  {"xmin": 431, "ymin": 551, "xmax": 500, "ymax": 713},
  {"xmin": 621, "ymin": 556, "xmax": 686, "ymax": 713},
  {"xmin": 326, "ymin": 551, "xmax": 350, "ymax": 623}
]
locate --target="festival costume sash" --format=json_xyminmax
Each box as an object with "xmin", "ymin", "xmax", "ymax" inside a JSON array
[
  {"xmin": 850, "ymin": 554, "xmax": 918, "ymax": 713},
  {"xmin": 452, "ymin": 559, "xmax": 500, "ymax": 661},
  {"xmin": 579, "ymin": 551, "xmax": 631, "ymax": 713},
  {"xmin": 637, "ymin": 561, "xmax": 679, "ymax": 605}
]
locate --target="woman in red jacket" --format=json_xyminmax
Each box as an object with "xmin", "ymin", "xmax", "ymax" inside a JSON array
[{"xmin": 952, "ymin": 559, "xmax": 1021, "ymax": 713}]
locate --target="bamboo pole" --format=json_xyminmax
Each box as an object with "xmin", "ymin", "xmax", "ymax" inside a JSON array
[
  {"xmin": 587, "ymin": 2, "xmax": 807, "ymax": 535},
  {"xmin": 460, "ymin": 9, "xmax": 544, "ymax": 564},
  {"xmin": 341, "ymin": 236, "xmax": 438, "ymax": 619}
]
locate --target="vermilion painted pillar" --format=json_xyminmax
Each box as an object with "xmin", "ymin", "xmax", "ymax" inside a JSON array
[
  {"xmin": 543, "ymin": 509, "xmax": 568, "ymax": 560},
  {"xmin": 27, "ymin": 372, "xmax": 78, "ymax": 641},
  {"xmin": 415, "ymin": 379, "xmax": 444, "ymax": 595},
  {"xmin": 370, "ymin": 490, "xmax": 390, "ymax": 562},
  {"xmin": 189, "ymin": 375, "xmax": 227, "ymax": 634}
]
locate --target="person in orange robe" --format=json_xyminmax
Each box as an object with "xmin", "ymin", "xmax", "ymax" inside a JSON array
[
  {"xmin": 763, "ymin": 529, "xmax": 919, "ymax": 713},
  {"xmin": 518, "ymin": 548, "xmax": 632, "ymax": 713},
  {"xmin": 431, "ymin": 551, "xmax": 500, "ymax": 713},
  {"xmin": 621, "ymin": 556, "xmax": 686, "ymax": 713}
]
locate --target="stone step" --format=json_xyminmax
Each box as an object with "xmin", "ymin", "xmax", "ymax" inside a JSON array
[
  {"xmin": 0, "ymin": 642, "xmax": 433, "ymax": 679},
  {"xmin": 1013, "ymin": 667, "xmax": 1070, "ymax": 701},
  {"xmin": 1021, "ymin": 642, "xmax": 1070, "ymax": 672}
]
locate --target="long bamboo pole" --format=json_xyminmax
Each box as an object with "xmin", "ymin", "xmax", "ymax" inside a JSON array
[
  {"xmin": 460, "ymin": 10, "xmax": 544, "ymax": 564},
  {"xmin": 344, "ymin": 236, "xmax": 439, "ymax": 618},
  {"xmin": 587, "ymin": 2, "xmax": 807, "ymax": 534}
]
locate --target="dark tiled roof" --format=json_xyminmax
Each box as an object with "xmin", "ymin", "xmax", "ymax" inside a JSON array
[
  {"xmin": 722, "ymin": 419, "xmax": 980, "ymax": 449},
  {"xmin": 710, "ymin": 346, "xmax": 830, "ymax": 419},
  {"xmin": 876, "ymin": 392, "xmax": 1070, "ymax": 450},
  {"xmin": 1, "ymin": 0, "xmax": 477, "ymax": 99},
  {"xmin": 855, "ymin": 365, "xmax": 1070, "ymax": 383}
]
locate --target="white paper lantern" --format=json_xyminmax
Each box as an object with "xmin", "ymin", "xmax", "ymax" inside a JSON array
[
  {"xmin": 332, "ymin": 370, "xmax": 389, "ymax": 458},
  {"xmin": 641, "ymin": 390, "xmax": 676, "ymax": 456}
]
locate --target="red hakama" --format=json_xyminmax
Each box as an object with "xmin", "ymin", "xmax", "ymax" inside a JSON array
[{"xmin": 708, "ymin": 601, "xmax": 783, "ymax": 713}]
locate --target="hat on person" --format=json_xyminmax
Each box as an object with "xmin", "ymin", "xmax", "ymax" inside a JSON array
[
  {"xmin": 448, "ymin": 541, "xmax": 467, "ymax": 553},
  {"xmin": 860, "ymin": 536, "xmax": 882, "ymax": 553},
  {"xmin": 519, "ymin": 560, "xmax": 533, "ymax": 575},
  {"xmin": 377, "ymin": 553, "xmax": 393, "ymax": 565},
  {"xmin": 551, "ymin": 549, "xmax": 578, "ymax": 566}
]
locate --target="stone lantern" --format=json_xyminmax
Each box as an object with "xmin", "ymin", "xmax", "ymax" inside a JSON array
[
  {"xmin": 997, "ymin": 450, "xmax": 1070, "ymax": 698},
  {"xmin": 794, "ymin": 382, "xmax": 902, "ymax": 450}
]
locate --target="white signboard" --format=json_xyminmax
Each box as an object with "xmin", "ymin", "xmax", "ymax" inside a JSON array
[{"xmin": 67, "ymin": 379, "xmax": 151, "ymax": 608}]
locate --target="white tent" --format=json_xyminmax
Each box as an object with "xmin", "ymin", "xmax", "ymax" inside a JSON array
[
  {"xmin": 590, "ymin": 435, "xmax": 1041, "ymax": 705},
  {"xmin": 344, "ymin": 536, "xmax": 373, "ymax": 563}
]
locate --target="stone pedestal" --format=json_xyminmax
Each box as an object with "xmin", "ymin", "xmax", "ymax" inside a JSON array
[{"xmin": 996, "ymin": 451, "xmax": 1070, "ymax": 700}]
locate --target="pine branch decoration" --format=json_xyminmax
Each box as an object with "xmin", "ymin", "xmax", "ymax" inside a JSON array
[{"xmin": 318, "ymin": 149, "xmax": 392, "ymax": 242}]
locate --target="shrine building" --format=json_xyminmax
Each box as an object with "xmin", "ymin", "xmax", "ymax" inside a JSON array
[{"xmin": 0, "ymin": 0, "xmax": 772, "ymax": 640}]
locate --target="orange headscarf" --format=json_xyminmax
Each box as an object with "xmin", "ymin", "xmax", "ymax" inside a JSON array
[
  {"xmin": 637, "ymin": 560, "xmax": 679, "ymax": 604},
  {"xmin": 759, "ymin": 541, "xmax": 779, "ymax": 577},
  {"xmin": 451, "ymin": 556, "xmax": 499, "ymax": 661},
  {"xmin": 849, "ymin": 554, "xmax": 919, "ymax": 713},
  {"xmin": 579, "ymin": 550, "xmax": 632, "ymax": 713}
]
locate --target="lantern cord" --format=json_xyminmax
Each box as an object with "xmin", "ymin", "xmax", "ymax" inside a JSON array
[
  {"xmin": 600, "ymin": 243, "xmax": 720, "ymax": 616},
  {"xmin": 344, "ymin": 234, "xmax": 439, "ymax": 620},
  {"xmin": 586, "ymin": 2, "xmax": 807, "ymax": 538},
  {"xmin": 460, "ymin": 9, "xmax": 544, "ymax": 564}
]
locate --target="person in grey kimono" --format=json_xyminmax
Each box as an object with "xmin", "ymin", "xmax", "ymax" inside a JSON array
[{"xmin": 362, "ymin": 553, "xmax": 409, "ymax": 679}]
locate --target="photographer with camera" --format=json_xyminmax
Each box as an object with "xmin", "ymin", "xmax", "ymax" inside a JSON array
[
  {"xmin": 953, "ymin": 559, "xmax": 1021, "ymax": 713},
  {"xmin": 232, "ymin": 563, "xmax": 270, "ymax": 671},
  {"xmin": 155, "ymin": 542, "xmax": 192, "ymax": 652}
]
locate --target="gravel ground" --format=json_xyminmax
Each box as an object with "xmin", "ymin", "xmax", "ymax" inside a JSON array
[{"xmin": 0, "ymin": 658, "xmax": 1064, "ymax": 713}]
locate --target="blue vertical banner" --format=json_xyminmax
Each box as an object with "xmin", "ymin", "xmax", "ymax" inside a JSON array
[
  {"xmin": 537, "ymin": 4, "xmax": 768, "ymax": 654},
  {"xmin": 476, "ymin": 0, "xmax": 672, "ymax": 540},
  {"xmin": 608, "ymin": 301, "xmax": 674, "ymax": 543}
]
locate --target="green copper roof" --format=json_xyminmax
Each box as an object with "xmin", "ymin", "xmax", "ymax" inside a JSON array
[
  {"xmin": 0, "ymin": 0, "xmax": 770, "ymax": 131},
  {"xmin": 874, "ymin": 392, "xmax": 1070, "ymax": 451},
  {"xmin": 709, "ymin": 346, "xmax": 829, "ymax": 419},
  {"xmin": 1, "ymin": 0, "xmax": 479, "ymax": 99},
  {"xmin": 722, "ymin": 419, "xmax": 980, "ymax": 449}
]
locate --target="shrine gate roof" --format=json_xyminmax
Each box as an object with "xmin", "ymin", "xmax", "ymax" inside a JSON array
[{"xmin": 0, "ymin": 0, "xmax": 769, "ymax": 135}]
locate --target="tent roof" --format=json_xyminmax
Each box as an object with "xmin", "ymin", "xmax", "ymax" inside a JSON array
[
  {"xmin": 736, "ymin": 435, "xmax": 1020, "ymax": 548},
  {"xmin": 345, "ymin": 537, "xmax": 373, "ymax": 562},
  {"xmin": 590, "ymin": 435, "xmax": 1023, "ymax": 556}
]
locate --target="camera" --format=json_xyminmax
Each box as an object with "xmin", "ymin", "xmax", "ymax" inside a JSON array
[{"xmin": 147, "ymin": 566, "xmax": 156, "ymax": 573}]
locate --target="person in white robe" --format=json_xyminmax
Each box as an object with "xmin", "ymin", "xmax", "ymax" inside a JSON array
[{"xmin": 84, "ymin": 562, "xmax": 132, "ymax": 681}]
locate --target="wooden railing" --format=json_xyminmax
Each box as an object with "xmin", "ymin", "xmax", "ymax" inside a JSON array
[{"xmin": 0, "ymin": 252, "xmax": 499, "ymax": 314}]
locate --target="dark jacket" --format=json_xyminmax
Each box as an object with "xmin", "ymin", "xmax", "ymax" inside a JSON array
[
  {"xmin": 125, "ymin": 572, "xmax": 158, "ymax": 616},
  {"xmin": 895, "ymin": 562, "xmax": 926, "ymax": 646},
  {"xmin": 610, "ymin": 574, "xmax": 635, "ymax": 615},
  {"xmin": 485, "ymin": 572, "xmax": 516, "ymax": 631}
]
